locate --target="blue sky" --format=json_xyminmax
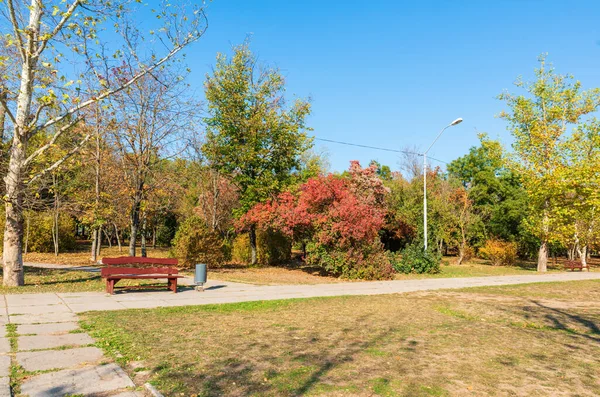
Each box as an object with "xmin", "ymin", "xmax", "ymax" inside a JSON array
[{"xmin": 178, "ymin": 0, "xmax": 600, "ymax": 172}]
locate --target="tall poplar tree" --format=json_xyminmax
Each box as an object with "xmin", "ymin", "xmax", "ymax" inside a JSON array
[{"xmin": 203, "ymin": 43, "xmax": 312, "ymax": 265}]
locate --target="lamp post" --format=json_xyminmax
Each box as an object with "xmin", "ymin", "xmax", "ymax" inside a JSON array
[{"xmin": 423, "ymin": 118, "xmax": 463, "ymax": 250}]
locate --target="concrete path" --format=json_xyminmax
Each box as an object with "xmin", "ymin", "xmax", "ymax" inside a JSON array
[
  {"xmin": 1, "ymin": 296, "xmax": 142, "ymax": 397},
  {"xmin": 9, "ymin": 271, "xmax": 600, "ymax": 314},
  {"xmin": 2, "ymin": 271, "xmax": 599, "ymax": 396}
]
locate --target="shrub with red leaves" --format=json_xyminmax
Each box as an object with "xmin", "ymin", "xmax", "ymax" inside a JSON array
[{"xmin": 239, "ymin": 161, "xmax": 394, "ymax": 280}]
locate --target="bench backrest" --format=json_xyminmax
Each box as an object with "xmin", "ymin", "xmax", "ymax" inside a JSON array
[
  {"xmin": 101, "ymin": 267, "xmax": 178, "ymax": 277},
  {"xmin": 102, "ymin": 256, "xmax": 178, "ymax": 266}
]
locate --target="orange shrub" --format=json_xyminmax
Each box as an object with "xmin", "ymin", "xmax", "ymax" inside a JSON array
[{"xmin": 479, "ymin": 239, "xmax": 517, "ymax": 266}]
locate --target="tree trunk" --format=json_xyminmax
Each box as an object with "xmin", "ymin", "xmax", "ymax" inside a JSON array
[
  {"xmin": 249, "ymin": 225, "xmax": 257, "ymax": 266},
  {"xmin": 577, "ymin": 245, "xmax": 588, "ymax": 270},
  {"xmin": 96, "ymin": 226, "xmax": 102, "ymax": 259},
  {"xmin": 90, "ymin": 228, "xmax": 98, "ymax": 262},
  {"xmin": 141, "ymin": 217, "xmax": 147, "ymax": 258},
  {"xmin": 0, "ymin": 91, "xmax": 6, "ymax": 143},
  {"xmin": 24, "ymin": 213, "xmax": 30, "ymax": 256},
  {"xmin": 114, "ymin": 223, "xmax": 122, "ymax": 252},
  {"xmin": 103, "ymin": 228, "xmax": 112, "ymax": 248},
  {"xmin": 52, "ymin": 174, "xmax": 59, "ymax": 257},
  {"xmin": 129, "ymin": 199, "xmax": 141, "ymax": 257},
  {"xmin": 537, "ymin": 240, "xmax": 548, "ymax": 272},
  {"xmin": 152, "ymin": 226, "xmax": 156, "ymax": 249},
  {"xmin": 3, "ymin": 0, "xmax": 42, "ymax": 286}
]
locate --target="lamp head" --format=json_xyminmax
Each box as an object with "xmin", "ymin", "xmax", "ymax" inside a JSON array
[{"xmin": 451, "ymin": 118, "xmax": 463, "ymax": 126}]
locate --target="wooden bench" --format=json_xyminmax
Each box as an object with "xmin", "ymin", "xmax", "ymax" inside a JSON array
[
  {"xmin": 563, "ymin": 260, "xmax": 590, "ymax": 272},
  {"xmin": 101, "ymin": 257, "xmax": 183, "ymax": 294}
]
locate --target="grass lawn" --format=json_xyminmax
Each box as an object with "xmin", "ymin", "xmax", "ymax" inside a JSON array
[
  {"xmin": 23, "ymin": 245, "xmax": 171, "ymax": 267},
  {"xmin": 0, "ymin": 265, "xmax": 177, "ymax": 294},
  {"xmin": 0, "ymin": 266, "xmax": 105, "ymax": 294},
  {"xmin": 81, "ymin": 280, "xmax": 600, "ymax": 396}
]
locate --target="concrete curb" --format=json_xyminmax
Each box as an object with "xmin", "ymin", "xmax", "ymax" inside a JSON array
[{"xmin": 144, "ymin": 382, "xmax": 164, "ymax": 397}]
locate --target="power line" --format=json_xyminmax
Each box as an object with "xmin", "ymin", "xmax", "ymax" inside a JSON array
[{"xmin": 314, "ymin": 137, "xmax": 448, "ymax": 165}]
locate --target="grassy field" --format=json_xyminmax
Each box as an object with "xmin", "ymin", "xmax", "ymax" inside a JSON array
[{"xmin": 81, "ymin": 280, "xmax": 600, "ymax": 397}]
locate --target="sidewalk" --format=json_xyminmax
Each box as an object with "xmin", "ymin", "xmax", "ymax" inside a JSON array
[
  {"xmin": 11, "ymin": 271, "xmax": 600, "ymax": 314},
  {"xmin": 3, "ymin": 271, "xmax": 599, "ymax": 396}
]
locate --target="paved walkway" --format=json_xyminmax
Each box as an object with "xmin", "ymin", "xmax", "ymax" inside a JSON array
[
  {"xmin": 3, "ymin": 271, "xmax": 599, "ymax": 396},
  {"xmin": 0, "ymin": 294, "xmax": 142, "ymax": 397},
  {"xmin": 12, "ymin": 271, "xmax": 600, "ymax": 314}
]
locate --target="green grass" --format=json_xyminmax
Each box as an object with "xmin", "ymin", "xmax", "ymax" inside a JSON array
[
  {"xmin": 81, "ymin": 279, "xmax": 600, "ymax": 396},
  {"xmin": 0, "ymin": 266, "xmax": 105, "ymax": 294}
]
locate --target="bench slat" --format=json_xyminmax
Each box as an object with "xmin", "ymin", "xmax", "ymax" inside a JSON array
[
  {"xmin": 105, "ymin": 275, "xmax": 184, "ymax": 279},
  {"xmin": 101, "ymin": 267, "xmax": 179, "ymax": 277},
  {"xmin": 102, "ymin": 256, "xmax": 178, "ymax": 266}
]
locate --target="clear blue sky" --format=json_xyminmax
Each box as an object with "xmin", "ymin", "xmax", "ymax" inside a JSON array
[{"xmin": 180, "ymin": 0, "xmax": 600, "ymax": 172}]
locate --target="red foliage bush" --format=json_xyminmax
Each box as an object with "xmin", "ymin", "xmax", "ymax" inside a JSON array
[{"xmin": 239, "ymin": 161, "xmax": 394, "ymax": 280}]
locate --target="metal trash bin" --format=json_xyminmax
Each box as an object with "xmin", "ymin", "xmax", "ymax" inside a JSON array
[{"xmin": 194, "ymin": 264, "xmax": 207, "ymax": 291}]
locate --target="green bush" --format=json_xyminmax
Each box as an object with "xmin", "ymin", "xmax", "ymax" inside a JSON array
[
  {"xmin": 231, "ymin": 233, "xmax": 252, "ymax": 264},
  {"xmin": 24, "ymin": 212, "xmax": 77, "ymax": 253},
  {"xmin": 479, "ymin": 239, "xmax": 518, "ymax": 266},
  {"xmin": 392, "ymin": 243, "xmax": 441, "ymax": 274},
  {"xmin": 230, "ymin": 230, "xmax": 291, "ymax": 266},
  {"xmin": 171, "ymin": 216, "xmax": 225, "ymax": 268},
  {"xmin": 306, "ymin": 241, "xmax": 394, "ymax": 280},
  {"xmin": 257, "ymin": 229, "xmax": 292, "ymax": 265}
]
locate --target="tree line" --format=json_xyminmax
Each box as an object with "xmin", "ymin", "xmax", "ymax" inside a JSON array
[{"xmin": 1, "ymin": 1, "xmax": 598, "ymax": 287}]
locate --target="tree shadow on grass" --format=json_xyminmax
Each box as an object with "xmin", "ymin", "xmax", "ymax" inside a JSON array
[
  {"xmin": 148, "ymin": 315, "xmax": 399, "ymax": 396},
  {"xmin": 530, "ymin": 300, "xmax": 600, "ymax": 343},
  {"xmin": 0, "ymin": 266, "xmax": 101, "ymax": 286}
]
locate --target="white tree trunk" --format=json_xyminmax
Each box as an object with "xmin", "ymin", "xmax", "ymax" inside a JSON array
[
  {"xmin": 3, "ymin": 0, "xmax": 42, "ymax": 286},
  {"xmin": 537, "ymin": 241, "xmax": 548, "ymax": 272}
]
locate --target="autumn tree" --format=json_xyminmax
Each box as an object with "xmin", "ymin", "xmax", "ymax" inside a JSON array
[
  {"xmin": 0, "ymin": 0, "xmax": 207, "ymax": 285},
  {"xmin": 203, "ymin": 42, "xmax": 312, "ymax": 265},
  {"xmin": 447, "ymin": 134, "xmax": 528, "ymax": 251},
  {"xmin": 498, "ymin": 56, "xmax": 600, "ymax": 271},
  {"xmin": 109, "ymin": 69, "xmax": 196, "ymax": 257}
]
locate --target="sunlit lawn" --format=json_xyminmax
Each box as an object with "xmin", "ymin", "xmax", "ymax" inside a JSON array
[
  {"xmin": 81, "ymin": 279, "xmax": 600, "ymax": 396},
  {"xmin": 23, "ymin": 244, "xmax": 171, "ymax": 267}
]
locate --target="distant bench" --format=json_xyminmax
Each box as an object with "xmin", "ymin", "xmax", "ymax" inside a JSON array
[
  {"xmin": 101, "ymin": 257, "xmax": 183, "ymax": 294},
  {"xmin": 563, "ymin": 260, "xmax": 590, "ymax": 272}
]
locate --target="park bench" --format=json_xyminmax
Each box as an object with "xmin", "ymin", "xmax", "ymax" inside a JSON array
[
  {"xmin": 101, "ymin": 257, "xmax": 183, "ymax": 294},
  {"xmin": 563, "ymin": 260, "xmax": 590, "ymax": 272}
]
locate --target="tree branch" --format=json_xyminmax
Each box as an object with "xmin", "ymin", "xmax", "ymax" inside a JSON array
[
  {"xmin": 6, "ymin": 0, "xmax": 26, "ymax": 61},
  {"xmin": 35, "ymin": 33, "xmax": 203, "ymax": 133},
  {"xmin": 0, "ymin": 95, "xmax": 17, "ymax": 125},
  {"xmin": 34, "ymin": 1, "xmax": 82, "ymax": 58},
  {"xmin": 24, "ymin": 117, "xmax": 82, "ymax": 167},
  {"xmin": 27, "ymin": 133, "xmax": 92, "ymax": 185}
]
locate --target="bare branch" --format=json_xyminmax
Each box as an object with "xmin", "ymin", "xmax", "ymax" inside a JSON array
[
  {"xmin": 27, "ymin": 103, "xmax": 50, "ymax": 131},
  {"xmin": 6, "ymin": 0, "xmax": 26, "ymax": 61},
  {"xmin": 34, "ymin": 1, "xmax": 82, "ymax": 58},
  {"xmin": 27, "ymin": 133, "xmax": 92, "ymax": 185},
  {"xmin": 36, "ymin": 32, "xmax": 204, "ymax": 133},
  {"xmin": 0, "ymin": 95, "xmax": 17, "ymax": 125},
  {"xmin": 24, "ymin": 117, "xmax": 82, "ymax": 166}
]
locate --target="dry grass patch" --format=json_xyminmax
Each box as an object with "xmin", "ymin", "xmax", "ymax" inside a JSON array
[{"xmin": 81, "ymin": 280, "xmax": 600, "ymax": 396}]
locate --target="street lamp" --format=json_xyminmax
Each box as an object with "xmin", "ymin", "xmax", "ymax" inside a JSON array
[{"xmin": 423, "ymin": 118, "xmax": 463, "ymax": 250}]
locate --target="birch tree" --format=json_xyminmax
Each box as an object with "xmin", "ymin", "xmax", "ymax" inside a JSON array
[{"xmin": 0, "ymin": 0, "xmax": 207, "ymax": 286}]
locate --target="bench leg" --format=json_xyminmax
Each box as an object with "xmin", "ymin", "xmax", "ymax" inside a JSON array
[{"xmin": 168, "ymin": 278, "xmax": 177, "ymax": 293}]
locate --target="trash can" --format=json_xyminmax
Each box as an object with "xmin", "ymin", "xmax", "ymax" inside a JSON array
[{"xmin": 194, "ymin": 264, "xmax": 207, "ymax": 291}]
